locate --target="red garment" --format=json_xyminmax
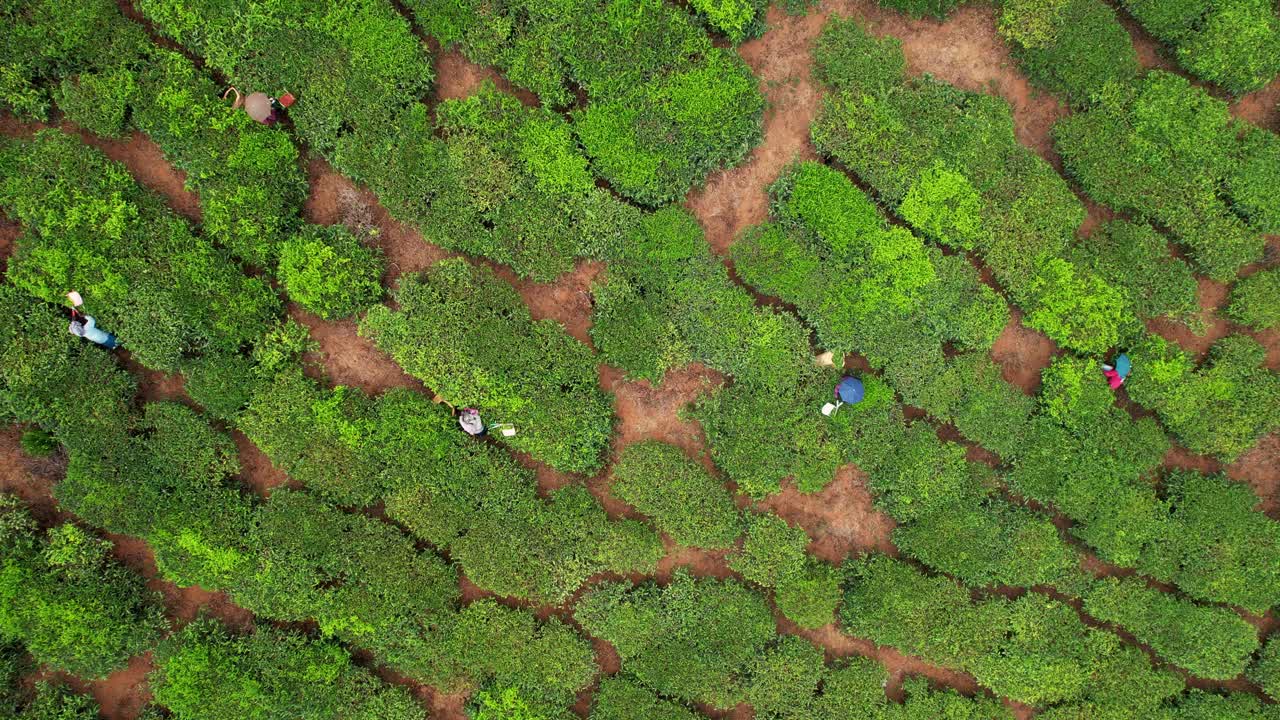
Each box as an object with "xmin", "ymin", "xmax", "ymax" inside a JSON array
[{"xmin": 1103, "ymin": 369, "xmax": 1124, "ymax": 389}]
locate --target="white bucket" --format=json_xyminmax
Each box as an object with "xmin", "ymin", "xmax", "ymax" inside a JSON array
[{"xmin": 821, "ymin": 403, "xmax": 837, "ymax": 416}]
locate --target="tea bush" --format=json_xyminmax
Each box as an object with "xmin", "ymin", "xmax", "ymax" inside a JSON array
[
  {"xmin": 135, "ymin": 0, "xmax": 433, "ymax": 155},
  {"xmin": 998, "ymin": 0, "xmax": 1139, "ymax": 104},
  {"xmin": 574, "ymin": 49, "xmax": 765, "ymax": 205},
  {"xmin": 590, "ymin": 677, "xmax": 700, "ymax": 720},
  {"xmin": 1073, "ymin": 221, "xmax": 1199, "ymax": 323},
  {"xmin": 1250, "ymin": 635, "xmax": 1280, "ymax": 700},
  {"xmin": 1084, "ymin": 578, "xmax": 1258, "ymax": 680},
  {"xmin": 841, "ymin": 555, "xmax": 1184, "ymax": 707},
  {"xmin": 875, "ymin": 0, "xmax": 968, "ymax": 18},
  {"xmin": 5, "ymin": 681, "xmax": 101, "ymax": 720},
  {"xmin": 1054, "ymin": 73, "xmax": 1273, "ymax": 279},
  {"xmin": 1139, "ymin": 471, "xmax": 1280, "ymax": 614},
  {"xmin": 361, "ymin": 259, "xmax": 613, "ymax": 474},
  {"xmin": 688, "ymin": 0, "xmax": 768, "ymax": 42},
  {"xmin": 730, "ymin": 514, "xmax": 841, "ymax": 628},
  {"xmin": 1126, "ymin": 333, "xmax": 1280, "ymax": 461},
  {"xmin": 0, "ymin": 497, "xmax": 163, "ymax": 679},
  {"xmin": 575, "ymin": 573, "xmax": 776, "ymax": 709},
  {"xmin": 0, "ymin": 133, "xmax": 280, "ymax": 370},
  {"xmin": 152, "ymin": 619, "xmax": 426, "ymax": 720},
  {"xmin": 277, "ymin": 224, "xmax": 384, "ymax": 319},
  {"xmin": 810, "ymin": 19, "xmax": 1132, "ymax": 354},
  {"xmin": 333, "ymin": 85, "xmax": 640, "ymax": 280},
  {"xmin": 1228, "ymin": 268, "xmax": 1280, "ymax": 330},
  {"xmin": 813, "ymin": 17, "xmax": 905, "ymax": 93},
  {"xmin": 1120, "ymin": 0, "xmax": 1280, "ymax": 93},
  {"xmin": 610, "ymin": 441, "xmax": 741, "ymax": 550}
]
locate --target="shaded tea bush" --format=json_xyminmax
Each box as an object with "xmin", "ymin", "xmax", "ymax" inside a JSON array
[
  {"xmin": 1250, "ymin": 635, "xmax": 1280, "ymax": 700},
  {"xmin": 1072, "ymin": 221, "xmax": 1198, "ymax": 324},
  {"xmin": 0, "ymin": 497, "xmax": 163, "ymax": 679},
  {"xmin": 590, "ymin": 677, "xmax": 701, "ymax": 720},
  {"xmin": 277, "ymin": 224, "xmax": 384, "ymax": 319},
  {"xmin": 1055, "ymin": 72, "xmax": 1275, "ymax": 279},
  {"xmin": 361, "ymin": 258, "xmax": 613, "ymax": 474},
  {"xmin": 2, "ymin": 680, "xmax": 101, "ymax": 720},
  {"xmin": 152, "ymin": 619, "xmax": 427, "ymax": 720},
  {"xmin": 610, "ymin": 441, "xmax": 741, "ymax": 550},
  {"xmin": 1127, "ymin": 334, "xmax": 1280, "ymax": 461},
  {"xmin": 1228, "ymin": 268, "xmax": 1280, "ymax": 330}
]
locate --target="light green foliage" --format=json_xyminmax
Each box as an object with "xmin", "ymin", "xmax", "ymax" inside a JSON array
[
  {"xmin": 610, "ymin": 441, "xmax": 741, "ymax": 549},
  {"xmin": 575, "ymin": 49, "xmax": 764, "ymax": 205},
  {"xmin": 1127, "ymin": 334, "xmax": 1280, "ymax": 461},
  {"xmin": 875, "ymin": 0, "xmax": 969, "ymax": 18},
  {"xmin": 1055, "ymin": 73, "xmax": 1269, "ymax": 279},
  {"xmin": 0, "ymin": 132, "xmax": 280, "ymax": 371},
  {"xmin": 575, "ymin": 573, "xmax": 776, "ymax": 709},
  {"xmin": 0, "ymin": 497, "xmax": 163, "ymax": 679},
  {"xmin": 472, "ymin": 688, "xmax": 550, "ymax": 720},
  {"xmin": 1084, "ymin": 578, "xmax": 1259, "ymax": 679},
  {"xmin": 152, "ymin": 619, "xmax": 427, "ymax": 720},
  {"xmin": 688, "ymin": 0, "xmax": 767, "ymax": 42},
  {"xmin": 999, "ymin": 0, "xmax": 1139, "ymax": 103},
  {"xmin": 1074, "ymin": 221, "xmax": 1199, "ymax": 323},
  {"xmin": 56, "ymin": 68, "xmax": 135, "ymax": 137},
  {"xmin": 1228, "ymin": 268, "xmax": 1280, "ymax": 330},
  {"xmin": 361, "ymin": 259, "xmax": 613, "ymax": 474},
  {"xmin": 1122, "ymin": 0, "xmax": 1280, "ymax": 93},
  {"xmin": 1022, "ymin": 255, "xmax": 1130, "ymax": 355},
  {"xmin": 277, "ymin": 224, "xmax": 384, "ymax": 319},
  {"xmin": 899, "ymin": 162, "xmax": 988, "ymax": 250},
  {"xmin": 135, "ymin": 0, "xmax": 434, "ymax": 154}
]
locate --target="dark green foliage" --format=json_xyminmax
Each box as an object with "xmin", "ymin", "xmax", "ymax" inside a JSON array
[
  {"xmin": 181, "ymin": 351, "xmax": 262, "ymax": 422},
  {"xmin": 1139, "ymin": 471, "xmax": 1280, "ymax": 613},
  {"xmin": 998, "ymin": 0, "xmax": 1139, "ymax": 104},
  {"xmin": 1121, "ymin": 0, "xmax": 1280, "ymax": 93},
  {"xmin": 0, "ymin": 497, "xmax": 163, "ymax": 679},
  {"xmin": 1054, "ymin": 73, "xmax": 1270, "ymax": 279},
  {"xmin": 1084, "ymin": 578, "xmax": 1258, "ymax": 679},
  {"xmin": 575, "ymin": 573, "xmax": 776, "ymax": 709},
  {"xmin": 590, "ymin": 677, "xmax": 700, "ymax": 720},
  {"xmin": 875, "ymin": 0, "xmax": 969, "ymax": 18},
  {"xmin": 575, "ymin": 49, "xmax": 764, "ymax": 205},
  {"xmin": 745, "ymin": 636, "xmax": 826, "ymax": 720},
  {"xmin": 1073, "ymin": 221, "xmax": 1198, "ymax": 323},
  {"xmin": 9, "ymin": 682, "xmax": 101, "ymax": 720},
  {"xmin": 0, "ymin": 132, "xmax": 280, "ymax": 370},
  {"xmin": 1227, "ymin": 127, "xmax": 1280, "ymax": 233},
  {"xmin": 152, "ymin": 619, "xmax": 426, "ymax": 720},
  {"xmin": 0, "ymin": 0, "xmax": 150, "ymax": 121},
  {"xmin": 277, "ymin": 224, "xmax": 383, "ymax": 319},
  {"xmin": 131, "ymin": 49, "xmax": 306, "ymax": 267},
  {"xmin": 135, "ymin": 0, "xmax": 433, "ymax": 155},
  {"xmin": 361, "ymin": 259, "xmax": 613, "ymax": 474},
  {"xmin": 610, "ymin": 441, "xmax": 741, "ymax": 549},
  {"xmin": 1249, "ymin": 635, "xmax": 1280, "ymax": 700},
  {"xmin": 812, "ymin": 17, "xmax": 905, "ymax": 94},
  {"xmin": 334, "ymin": 85, "xmax": 639, "ymax": 280},
  {"xmin": 1228, "ymin": 268, "xmax": 1280, "ymax": 330},
  {"xmin": 1127, "ymin": 333, "xmax": 1280, "ymax": 460},
  {"xmin": 729, "ymin": 514, "xmax": 841, "ymax": 628},
  {"xmin": 18, "ymin": 429, "xmax": 57, "ymax": 458}
]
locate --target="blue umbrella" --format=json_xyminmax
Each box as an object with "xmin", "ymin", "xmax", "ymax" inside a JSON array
[
  {"xmin": 836, "ymin": 376, "xmax": 864, "ymax": 404},
  {"xmin": 1114, "ymin": 353, "xmax": 1131, "ymax": 380}
]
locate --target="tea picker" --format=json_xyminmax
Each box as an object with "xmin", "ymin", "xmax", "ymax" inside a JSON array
[
  {"xmin": 457, "ymin": 407, "xmax": 518, "ymax": 438},
  {"xmin": 65, "ymin": 291, "xmax": 121, "ymax": 350},
  {"xmin": 223, "ymin": 87, "xmax": 295, "ymax": 126},
  {"xmin": 822, "ymin": 376, "xmax": 864, "ymax": 416},
  {"xmin": 1101, "ymin": 353, "xmax": 1131, "ymax": 390}
]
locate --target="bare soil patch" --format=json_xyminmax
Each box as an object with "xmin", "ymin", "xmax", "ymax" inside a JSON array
[
  {"xmin": 991, "ymin": 308, "xmax": 1058, "ymax": 394},
  {"xmin": 290, "ymin": 305, "xmax": 424, "ymax": 395},
  {"xmin": 757, "ymin": 467, "xmax": 897, "ymax": 563},
  {"xmin": 1233, "ymin": 78, "xmax": 1280, "ymax": 130}
]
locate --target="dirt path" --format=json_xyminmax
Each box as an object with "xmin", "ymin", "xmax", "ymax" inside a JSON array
[
  {"xmin": 1233, "ymin": 78, "xmax": 1280, "ymax": 130},
  {"xmin": 757, "ymin": 467, "xmax": 897, "ymax": 563}
]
